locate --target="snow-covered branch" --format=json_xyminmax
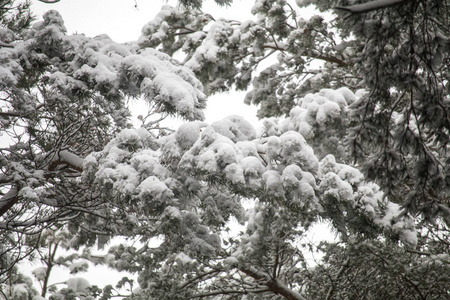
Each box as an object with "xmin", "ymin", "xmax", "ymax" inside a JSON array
[
  {"xmin": 0, "ymin": 210, "xmax": 78, "ymax": 232},
  {"xmin": 57, "ymin": 150, "xmax": 84, "ymax": 172},
  {"xmin": 334, "ymin": 0, "xmax": 408, "ymax": 14},
  {"xmin": 37, "ymin": 0, "xmax": 61, "ymax": 3},
  {"xmin": 47, "ymin": 150, "xmax": 85, "ymax": 173}
]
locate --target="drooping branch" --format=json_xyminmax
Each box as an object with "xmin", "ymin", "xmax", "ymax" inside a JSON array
[{"xmin": 334, "ymin": 0, "xmax": 408, "ymax": 14}]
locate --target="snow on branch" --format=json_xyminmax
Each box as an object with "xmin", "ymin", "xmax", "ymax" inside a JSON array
[
  {"xmin": 48, "ymin": 150, "xmax": 84, "ymax": 173},
  {"xmin": 334, "ymin": 0, "xmax": 408, "ymax": 14},
  {"xmin": 57, "ymin": 150, "xmax": 84, "ymax": 172},
  {"xmin": 0, "ymin": 209, "xmax": 78, "ymax": 231},
  {"xmin": 38, "ymin": 0, "xmax": 61, "ymax": 3}
]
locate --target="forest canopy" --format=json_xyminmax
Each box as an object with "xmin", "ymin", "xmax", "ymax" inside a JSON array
[{"xmin": 0, "ymin": 0, "xmax": 449, "ymax": 299}]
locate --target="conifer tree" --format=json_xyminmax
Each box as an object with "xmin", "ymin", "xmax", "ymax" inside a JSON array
[{"xmin": 1, "ymin": 1, "xmax": 449, "ymax": 299}]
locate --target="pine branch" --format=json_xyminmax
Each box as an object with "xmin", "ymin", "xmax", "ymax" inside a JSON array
[
  {"xmin": 239, "ymin": 266, "xmax": 309, "ymax": 300},
  {"xmin": 37, "ymin": 0, "xmax": 61, "ymax": 3},
  {"xmin": 334, "ymin": 0, "xmax": 409, "ymax": 14},
  {"xmin": 191, "ymin": 288, "xmax": 269, "ymax": 298}
]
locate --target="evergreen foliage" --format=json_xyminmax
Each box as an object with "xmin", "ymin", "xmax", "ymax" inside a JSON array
[{"xmin": 0, "ymin": 0, "xmax": 449, "ymax": 299}]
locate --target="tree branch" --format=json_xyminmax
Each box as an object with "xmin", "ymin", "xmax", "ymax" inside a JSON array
[
  {"xmin": 262, "ymin": 44, "xmax": 347, "ymax": 66},
  {"xmin": 311, "ymin": 54, "xmax": 347, "ymax": 67},
  {"xmin": 239, "ymin": 266, "xmax": 308, "ymax": 300},
  {"xmin": 0, "ymin": 186, "xmax": 18, "ymax": 218},
  {"xmin": 48, "ymin": 150, "xmax": 84, "ymax": 173},
  {"xmin": 325, "ymin": 258, "xmax": 350, "ymax": 300},
  {"xmin": 41, "ymin": 242, "xmax": 58, "ymax": 297},
  {"xmin": 37, "ymin": 0, "xmax": 61, "ymax": 3},
  {"xmin": 0, "ymin": 110, "xmax": 22, "ymax": 117},
  {"xmin": 0, "ymin": 210, "xmax": 79, "ymax": 232},
  {"xmin": 405, "ymin": 249, "xmax": 432, "ymax": 256},
  {"xmin": 191, "ymin": 288, "xmax": 269, "ymax": 298},
  {"xmin": 179, "ymin": 269, "xmax": 221, "ymax": 290},
  {"xmin": 334, "ymin": 0, "xmax": 408, "ymax": 14}
]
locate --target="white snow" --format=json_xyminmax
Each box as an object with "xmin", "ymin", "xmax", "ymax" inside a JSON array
[
  {"xmin": 175, "ymin": 252, "xmax": 195, "ymax": 265},
  {"xmin": 212, "ymin": 115, "xmax": 256, "ymax": 142},
  {"xmin": 66, "ymin": 277, "xmax": 91, "ymax": 293},
  {"xmin": 176, "ymin": 122, "xmax": 206, "ymax": 149},
  {"xmin": 32, "ymin": 267, "xmax": 47, "ymax": 281}
]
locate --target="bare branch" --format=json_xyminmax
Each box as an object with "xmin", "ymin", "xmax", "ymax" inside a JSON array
[{"xmin": 0, "ymin": 210, "xmax": 79, "ymax": 232}]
